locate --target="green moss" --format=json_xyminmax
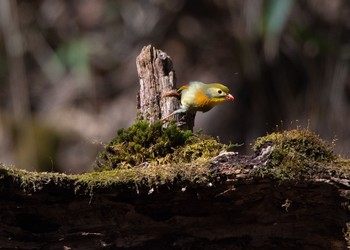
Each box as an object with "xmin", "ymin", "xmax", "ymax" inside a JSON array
[
  {"xmin": 252, "ymin": 129, "xmax": 335, "ymax": 180},
  {"xmin": 94, "ymin": 120, "xmax": 228, "ymax": 171},
  {"xmin": 334, "ymin": 158, "xmax": 350, "ymax": 178},
  {"xmin": 0, "ymin": 121, "xmax": 229, "ymax": 194},
  {"xmin": 174, "ymin": 136, "xmax": 227, "ymax": 162},
  {"xmin": 0, "ymin": 160, "xmax": 212, "ymax": 195},
  {"xmin": 77, "ymin": 161, "xmax": 212, "ymax": 193},
  {"xmin": 0, "ymin": 166, "xmax": 73, "ymax": 192},
  {"xmin": 1, "ymin": 128, "xmax": 350, "ymax": 195}
]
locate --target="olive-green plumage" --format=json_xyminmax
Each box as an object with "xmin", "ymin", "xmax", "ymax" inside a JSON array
[{"xmin": 162, "ymin": 81, "xmax": 234, "ymax": 121}]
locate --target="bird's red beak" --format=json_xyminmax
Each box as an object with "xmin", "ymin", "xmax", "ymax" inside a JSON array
[{"xmin": 226, "ymin": 94, "xmax": 234, "ymax": 101}]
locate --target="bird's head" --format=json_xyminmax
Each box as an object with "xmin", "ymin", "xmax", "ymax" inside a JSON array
[
  {"xmin": 175, "ymin": 81, "xmax": 234, "ymax": 113},
  {"xmin": 205, "ymin": 83, "xmax": 234, "ymax": 104},
  {"xmin": 186, "ymin": 82, "xmax": 234, "ymax": 112}
]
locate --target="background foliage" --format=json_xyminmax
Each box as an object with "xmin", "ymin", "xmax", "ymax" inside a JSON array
[{"xmin": 0, "ymin": 0, "xmax": 349, "ymax": 172}]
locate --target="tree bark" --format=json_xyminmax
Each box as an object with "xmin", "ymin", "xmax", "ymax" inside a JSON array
[{"xmin": 136, "ymin": 45, "xmax": 195, "ymax": 130}]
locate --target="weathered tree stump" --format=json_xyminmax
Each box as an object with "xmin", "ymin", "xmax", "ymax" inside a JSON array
[{"xmin": 136, "ymin": 45, "xmax": 195, "ymax": 130}]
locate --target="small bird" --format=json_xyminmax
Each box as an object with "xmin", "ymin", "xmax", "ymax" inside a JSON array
[{"xmin": 162, "ymin": 81, "xmax": 234, "ymax": 121}]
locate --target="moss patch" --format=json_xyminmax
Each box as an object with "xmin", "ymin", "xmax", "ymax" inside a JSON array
[
  {"xmin": 76, "ymin": 161, "xmax": 211, "ymax": 193},
  {"xmin": 94, "ymin": 120, "xmax": 228, "ymax": 171},
  {"xmin": 0, "ymin": 165, "xmax": 74, "ymax": 192},
  {"xmin": 0, "ymin": 160, "xmax": 212, "ymax": 195},
  {"xmin": 2, "ymin": 128, "xmax": 350, "ymax": 195},
  {"xmin": 0, "ymin": 121, "xmax": 230, "ymax": 194},
  {"xmin": 334, "ymin": 158, "xmax": 350, "ymax": 179},
  {"xmin": 252, "ymin": 129, "xmax": 336, "ymax": 180}
]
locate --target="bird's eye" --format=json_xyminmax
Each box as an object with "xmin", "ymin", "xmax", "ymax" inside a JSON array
[{"xmin": 217, "ymin": 89, "xmax": 223, "ymax": 94}]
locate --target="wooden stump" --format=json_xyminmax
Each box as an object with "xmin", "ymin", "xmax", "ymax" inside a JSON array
[{"xmin": 136, "ymin": 45, "xmax": 195, "ymax": 130}]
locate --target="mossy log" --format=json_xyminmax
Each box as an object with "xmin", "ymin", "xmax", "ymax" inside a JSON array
[
  {"xmin": 136, "ymin": 45, "xmax": 195, "ymax": 130},
  {"xmin": 1, "ymin": 129, "xmax": 350, "ymax": 249},
  {"xmin": 1, "ymin": 43, "xmax": 350, "ymax": 249}
]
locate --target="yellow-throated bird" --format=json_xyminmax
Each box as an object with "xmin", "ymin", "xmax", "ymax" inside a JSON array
[{"xmin": 162, "ymin": 81, "xmax": 234, "ymax": 121}]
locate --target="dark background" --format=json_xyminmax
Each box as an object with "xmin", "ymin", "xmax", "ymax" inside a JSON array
[{"xmin": 0, "ymin": 0, "xmax": 349, "ymax": 173}]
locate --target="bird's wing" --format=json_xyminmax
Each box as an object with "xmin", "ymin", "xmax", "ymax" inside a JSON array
[
  {"xmin": 162, "ymin": 85, "xmax": 190, "ymax": 99},
  {"xmin": 177, "ymin": 85, "xmax": 189, "ymax": 93}
]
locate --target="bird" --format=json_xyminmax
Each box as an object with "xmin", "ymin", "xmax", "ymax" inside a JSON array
[{"xmin": 161, "ymin": 81, "xmax": 234, "ymax": 121}]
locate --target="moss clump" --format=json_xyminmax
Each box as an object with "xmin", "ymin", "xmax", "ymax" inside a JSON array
[
  {"xmin": 0, "ymin": 159, "xmax": 215, "ymax": 195},
  {"xmin": 174, "ymin": 135, "xmax": 227, "ymax": 162},
  {"xmin": 0, "ymin": 166, "xmax": 73, "ymax": 193},
  {"xmin": 253, "ymin": 129, "xmax": 335, "ymax": 180},
  {"xmin": 94, "ymin": 120, "xmax": 228, "ymax": 171},
  {"xmin": 0, "ymin": 121, "xmax": 229, "ymax": 193}
]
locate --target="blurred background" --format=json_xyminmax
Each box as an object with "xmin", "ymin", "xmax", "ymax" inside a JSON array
[{"xmin": 0, "ymin": 0, "xmax": 349, "ymax": 173}]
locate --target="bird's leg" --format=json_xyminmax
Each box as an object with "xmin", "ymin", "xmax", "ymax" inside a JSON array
[
  {"xmin": 161, "ymin": 108, "xmax": 186, "ymax": 123},
  {"xmin": 161, "ymin": 90, "xmax": 182, "ymax": 122},
  {"xmin": 161, "ymin": 112, "xmax": 175, "ymax": 122}
]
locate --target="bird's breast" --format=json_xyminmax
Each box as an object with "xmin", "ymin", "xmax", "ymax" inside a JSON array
[{"xmin": 181, "ymin": 89, "xmax": 214, "ymax": 112}]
